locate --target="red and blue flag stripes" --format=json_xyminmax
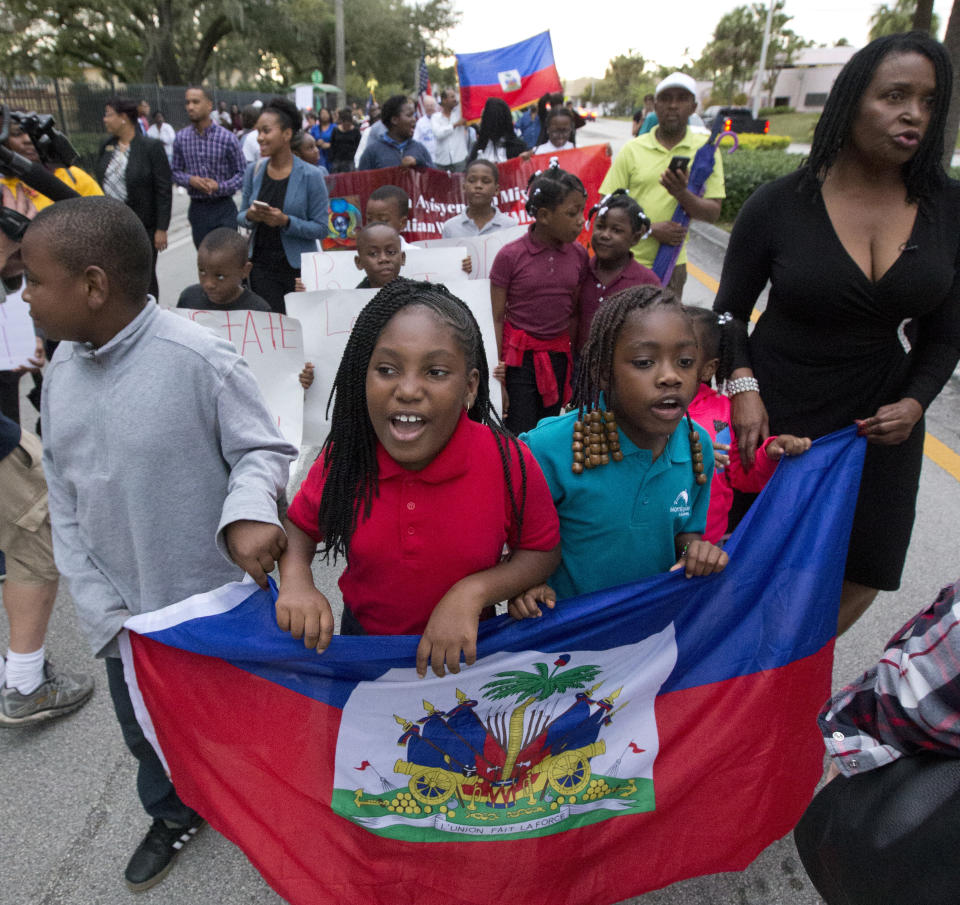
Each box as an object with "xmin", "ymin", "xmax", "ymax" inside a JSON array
[
  {"xmin": 122, "ymin": 426, "xmax": 865, "ymax": 905},
  {"xmin": 455, "ymin": 31, "xmax": 563, "ymax": 122}
]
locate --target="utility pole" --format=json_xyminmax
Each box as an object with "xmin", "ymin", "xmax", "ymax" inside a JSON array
[
  {"xmin": 335, "ymin": 0, "xmax": 346, "ymax": 109},
  {"xmin": 751, "ymin": 2, "xmax": 775, "ymax": 118}
]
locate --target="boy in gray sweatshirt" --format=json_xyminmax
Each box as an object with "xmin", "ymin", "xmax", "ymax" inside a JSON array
[{"xmin": 21, "ymin": 197, "xmax": 298, "ymax": 891}]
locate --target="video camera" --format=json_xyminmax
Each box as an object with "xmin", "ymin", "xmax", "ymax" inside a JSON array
[
  {"xmin": 0, "ymin": 103, "xmax": 81, "ymax": 241},
  {"xmin": 1, "ymin": 108, "xmax": 79, "ymax": 173}
]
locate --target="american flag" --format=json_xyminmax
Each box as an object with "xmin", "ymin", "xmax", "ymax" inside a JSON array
[{"xmin": 415, "ymin": 54, "xmax": 432, "ymax": 117}]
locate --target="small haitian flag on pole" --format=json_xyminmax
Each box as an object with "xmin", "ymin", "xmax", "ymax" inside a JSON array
[
  {"xmin": 121, "ymin": 427, "xmax": 865, "ymax": 905},
  {"xmin": 455, "ymin": 31, "xmax": 563, "ymax": 123}
]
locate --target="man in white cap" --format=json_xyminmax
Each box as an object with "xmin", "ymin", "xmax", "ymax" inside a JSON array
[{"xmin": 599, "ymin": 71, "xmax": 725, "ymax": 299}]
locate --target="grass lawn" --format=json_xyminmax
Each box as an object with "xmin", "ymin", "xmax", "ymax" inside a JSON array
[{"xmin": 762, "ymin": 111, "xmax": 819, "ymax": 143}]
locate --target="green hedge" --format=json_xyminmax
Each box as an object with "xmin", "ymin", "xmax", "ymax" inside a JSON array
[
  {"xmin": 734, "ymin": 133, "xmax": 791, "ymax": 151},
  {"xmin": 759, "ymin": 106, "xmax": 795, "ymax": 116},
  {"xmin": 719, "ymin": 150, "xmax": 805, "ymax": 223},
  {"xmin": 718, "ymin": 150, "xmax": 960, "ymax": 226}
]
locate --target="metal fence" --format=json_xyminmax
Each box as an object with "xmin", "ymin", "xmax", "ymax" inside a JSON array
[{"xmin": 1, "ymin": 76, "xmax": 274, "ymax": 170}]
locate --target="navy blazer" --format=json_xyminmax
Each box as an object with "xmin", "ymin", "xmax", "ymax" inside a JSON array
[{"xmin": 238, "ymin": 156, "xmax": 329, "ymax": 269}]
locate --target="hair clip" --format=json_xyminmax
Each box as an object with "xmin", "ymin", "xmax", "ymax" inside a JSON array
[{"xmin": 717, "ymin": 312, "xmax": 733, "ymax": 325}]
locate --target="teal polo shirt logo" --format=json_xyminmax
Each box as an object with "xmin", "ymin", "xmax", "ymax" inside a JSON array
[{"xmin": 670, "ymin": 489, "xmax": 691, "ymax": 518}]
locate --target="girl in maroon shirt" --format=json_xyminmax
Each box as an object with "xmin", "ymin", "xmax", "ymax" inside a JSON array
[{"xmin": 490, "ymin": 165, "xmax": 588, "ymax": 434}]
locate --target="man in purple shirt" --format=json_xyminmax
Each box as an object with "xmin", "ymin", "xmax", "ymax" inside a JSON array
[{"xmin": 172, "ymin": 86, "xmax": 246, "ymax": 247}]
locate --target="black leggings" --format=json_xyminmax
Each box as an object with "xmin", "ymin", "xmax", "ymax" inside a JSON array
[{"xmin": 504, "ymin": 350, "xmax": 568, "ymax": 435}]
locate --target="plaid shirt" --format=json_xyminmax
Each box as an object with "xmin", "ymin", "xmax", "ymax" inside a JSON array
[
  {"xmin": 172, "ymin": 121, "xmax": 245, "ymax": 199},
  {"xmin": 820, "ymin": 580, "xmax": 960, "ymax": 775}
]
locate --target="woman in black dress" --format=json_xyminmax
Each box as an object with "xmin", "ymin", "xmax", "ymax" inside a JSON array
[{"xmin": 713, "ymin": 32, "xmax": 960, "ymax": 633}]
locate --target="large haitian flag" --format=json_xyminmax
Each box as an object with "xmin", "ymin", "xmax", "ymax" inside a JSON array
[
  {"xmin": 456, "ymin": 31, "xmax": 563, "ymax": 122},
  {"xmin": 121, "ymin": 427, "xmax": 865, "ymax": 905}
]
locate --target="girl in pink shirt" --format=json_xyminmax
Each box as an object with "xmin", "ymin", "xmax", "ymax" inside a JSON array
[{"xmin": 686, "ymin": 307, "xmax": 810, "ymax": 543}]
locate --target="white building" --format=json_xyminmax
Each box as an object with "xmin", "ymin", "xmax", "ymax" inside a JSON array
[{"xmin": 759, "ymin": 45, "xmax": 858, "ymax": 112}]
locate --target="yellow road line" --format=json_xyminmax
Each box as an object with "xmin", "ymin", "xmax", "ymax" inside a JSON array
[
  {"xmin": 687, "ymin": 263, "xmax": 759, "ymax": 322},
  {"xmin": 687, "ymin": 262, "xmax": 719, "ymax": 294},
  {"xmin": 688, "ymin": 263, "xmax": 960, "ymax": 483},
  {"xmin": 924, "ymin": 434, "xmax": 960, "ymax": 482}
]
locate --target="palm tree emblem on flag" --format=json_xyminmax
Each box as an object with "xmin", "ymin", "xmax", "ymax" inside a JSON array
[{"xmin": 332, "ymin": 633, "xmax": 678, "ymax": 841}]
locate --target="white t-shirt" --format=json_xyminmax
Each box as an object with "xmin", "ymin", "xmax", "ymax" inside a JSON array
[
  {"xmin": 241, "ymin": 130, "xmax": 261, "ymax": 165},
  {"xmin": 147, "ymin": 122, "xmax": 176, "ymax": 162},
  {"xmin": 534, "ymin": 141, "xmax": 575, "ymax": 155}
]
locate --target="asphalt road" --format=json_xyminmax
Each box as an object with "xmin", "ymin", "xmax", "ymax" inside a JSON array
[{"xmin": 3, "ymin": 120, "xmax": 959, "ymax": 905}]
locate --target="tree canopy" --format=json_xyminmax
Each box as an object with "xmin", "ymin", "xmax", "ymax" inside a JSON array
[
  {"xmin": 869, "ymin": 0, "xmax": 940, "ymax": 40},
  {"xmin": 693, "ymin": 2, "xmax": 810, "ymax": 105},
  {"xmin": 0, "ymin": 0, "xmax": 459, "ymax": 91}
]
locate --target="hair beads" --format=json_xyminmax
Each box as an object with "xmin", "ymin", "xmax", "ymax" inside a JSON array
[
  {"xmin": 687, "ymin": 414, "xmax": 708, "ymax": 485},
  {"xmin": 571, "ymin": 409, "xmax": 623, "ymax": 474}
]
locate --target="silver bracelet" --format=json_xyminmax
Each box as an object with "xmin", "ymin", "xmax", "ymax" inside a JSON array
[{"xmin": 726, "ymin": 376, "xmax": 760, "ymax": 396}]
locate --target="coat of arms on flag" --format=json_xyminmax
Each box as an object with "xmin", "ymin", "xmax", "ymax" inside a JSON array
[
  {"xmin": 497, "ymin": 69, "xmax": 522, "ymax": 93},
  {"xmin": 334, "ymin": 629, "xmax": 675, "ymax": 839}
]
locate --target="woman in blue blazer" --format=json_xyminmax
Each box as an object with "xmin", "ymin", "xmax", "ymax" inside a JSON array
[{"xmin": 238, "ymin": 97, "xmax": 329, "ymax": 313}]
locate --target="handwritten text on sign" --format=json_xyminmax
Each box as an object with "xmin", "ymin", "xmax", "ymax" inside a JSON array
[{"xmin": 173, "ymin": 308, "xmax": 305, "ymax": 449}]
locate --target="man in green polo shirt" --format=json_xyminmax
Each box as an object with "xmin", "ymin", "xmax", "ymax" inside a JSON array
[{"xmin": 600, "ymin": 72, "xmax": 725, "ymax": 299}]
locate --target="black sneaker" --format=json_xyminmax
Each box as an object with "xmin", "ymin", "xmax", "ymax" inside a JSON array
[{"xmin": 124, "ymin": 814, "xmax": 205, "ymax": 891}]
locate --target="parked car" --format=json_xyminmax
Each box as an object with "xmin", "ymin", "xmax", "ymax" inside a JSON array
[{"xmin": 702, "ymin": 106, "xmax": 769, "ymax": 134}]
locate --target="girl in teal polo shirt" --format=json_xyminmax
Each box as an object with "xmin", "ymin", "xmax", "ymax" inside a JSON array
[{"xmin": 514, "ymin": 285, "xmax": 728, "ymax": 615}]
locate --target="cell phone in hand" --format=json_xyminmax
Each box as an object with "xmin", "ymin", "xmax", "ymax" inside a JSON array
[
  {"xmin": 251, "ymin": 200, "xmax": 270, "ymax": 210},
  {"xmin": 668, "ymin": 156, "xmax": 690, "ymax": 174}
]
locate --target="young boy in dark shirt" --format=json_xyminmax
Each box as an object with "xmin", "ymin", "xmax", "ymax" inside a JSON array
[
  {"xmin": 176, "ymin": 228, "xmax": 270, "ymax": 312},
  {"xmin": 353, "ymin": 222, "xmax": 405, "ymax": 289}
]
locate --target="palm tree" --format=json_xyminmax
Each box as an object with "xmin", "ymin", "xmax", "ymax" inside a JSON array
[{"xmin": 481, "ymin": 656, "xmax": 602, "ymax": 779}]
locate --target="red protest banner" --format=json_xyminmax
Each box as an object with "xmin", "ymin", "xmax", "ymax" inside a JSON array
[{"xmin": 322, "ymin": 145, "xmax": 612, "ymax": 249}]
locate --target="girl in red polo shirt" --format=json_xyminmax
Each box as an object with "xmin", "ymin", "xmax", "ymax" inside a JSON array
[
  {"xmin": 276, "ymin": 280, "xmax": 561, "ymax": 678},
  {"xmin": 490, "ymin": 164, "xmax": 588, "ymax": 435}
]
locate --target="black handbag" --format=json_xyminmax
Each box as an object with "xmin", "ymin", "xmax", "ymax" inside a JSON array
[{"xmin": 794, "ymin": 752, "xmax": 960, "ymax": 905}]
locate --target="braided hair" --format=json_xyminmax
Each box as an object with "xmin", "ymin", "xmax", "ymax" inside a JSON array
[
  {"xmin": 684, "ymin": 306, "xmax": 735, "ymax": 386},
  {"xmin": 803, "ymin": 31, "xmax": 951, "ymax": 202},
  {"xmin": 586, "ymin": 188, "xmax": 651, "ymax": 235},
  {"xmin": 573, "ymin": 284, "xmax": 686, "ymax": 413},
  {"xmin": 318, "ymin": 280, "xmax": 527, "ymax": 561},
  {"xmin": 524, "ymin": 163, "xmax": 586, "ymax": 217}
]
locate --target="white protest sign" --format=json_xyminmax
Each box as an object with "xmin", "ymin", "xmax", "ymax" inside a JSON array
[
  {"xmin": 0, "ymin": 280, "xmax": 37, "ymax": 370},
  {"xmin": 413, "ymin": 236, "xmax": 483, "ymax": 278},
  {"xmin": 300, "ymin": 249, "xmax": 364, "ymax": 291},
  {"xmin": 400, "ymin": 245, "xmax": 469, "ymax": 284},
  {"xmin": 287, "ymin": 280, "xmax": 500, "ymax": 448},
  {"xmin": 415, "ymin": 225, "xmax": 526, "ymax": 279},
  {"xmin": 173, "ymin": 308, "xmax": 305, "ymax": 449}
]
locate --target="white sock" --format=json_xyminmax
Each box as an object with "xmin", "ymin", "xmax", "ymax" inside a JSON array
[{"xmin": 5, "ymin": 647, "xmax": 45, "ymax": 694}]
